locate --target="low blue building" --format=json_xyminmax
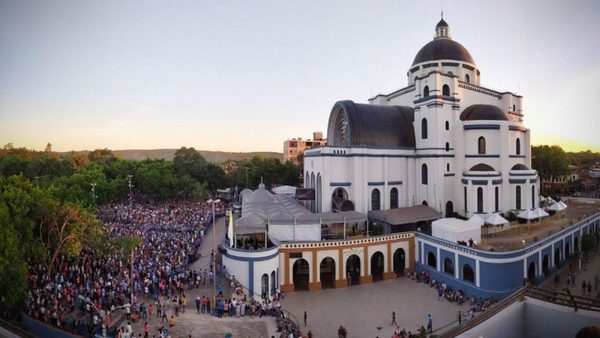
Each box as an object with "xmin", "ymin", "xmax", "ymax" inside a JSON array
[{"xmin": 415, "ymin": 213, "xmax": 600, "ymax": 299}]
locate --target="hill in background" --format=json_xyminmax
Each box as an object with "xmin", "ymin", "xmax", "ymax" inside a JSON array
[{"xmin": 111, "ymin": 149, "xmax": 282, "ymax": 163}]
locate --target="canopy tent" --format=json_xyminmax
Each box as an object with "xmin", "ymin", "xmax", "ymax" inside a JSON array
[
  {"xmin": 517, "ymin": 209, "xmax": 538, "ymax": 220},
  {"xmin": 532, "ymin": 207, "xmax": 549, "ymax": 218},
  {"xmin": 432, "ymin": 218, "xmax": 481, "ymax": 243},
  {"xmin": 272, "ymin": 185, "xmax": 297, "ymax": 195},
  {"xmin": 468, "ymin": 214, "xmax": 485, "ymax": 227},
  {"xmin": 485, "ymin": 213, "xmax": 509, "ymax": 226},
  {"xmin": 558, "ymin": 201, "xmax": 568, "ymax": 209},
  {"xmin": 368, "ymin": 205, "xmax": 442, "ymax": 225}
]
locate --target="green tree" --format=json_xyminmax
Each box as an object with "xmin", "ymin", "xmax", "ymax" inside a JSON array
[{"xmin": 532, "ymin": 145, "xmax": 570, "ymax": 194}]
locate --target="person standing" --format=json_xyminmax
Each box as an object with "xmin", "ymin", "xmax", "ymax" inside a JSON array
[
  {"xmin": 427, "ymin": 314, "xmax": 433, "ymax": 333},
  {"xmin": 391, "ymin": 311, "xmax": 397, "ymax": 326},
  {"xmin": 304, "ymin": 311, "xmax": 307, "ymax": 326},
  {"xmin": 195, "ymin": 296, "xmax": 201, "ymax": 313},
  {"xmin": 458, "ymin": 310, "xmax": 462, "ymax": 325}
]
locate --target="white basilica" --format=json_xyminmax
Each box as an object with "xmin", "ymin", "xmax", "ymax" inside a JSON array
[{"xmin": 304, "ymin": 18, "xmax": 540, "ymax": 221}]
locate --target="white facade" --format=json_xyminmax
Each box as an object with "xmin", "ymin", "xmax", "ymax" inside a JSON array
[{"xmin": 304, "ymin": 19, "xmax": 539, "ymax": 219}]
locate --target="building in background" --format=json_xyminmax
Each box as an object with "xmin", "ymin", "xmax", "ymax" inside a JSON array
[{"xmin": 283, "ymin": 132, "xmax": 326, "ymax": 163}]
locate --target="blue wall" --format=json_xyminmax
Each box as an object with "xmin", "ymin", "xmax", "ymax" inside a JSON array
[
  {"xmin": 439, "ymin": 249, "xmax": 455, "ymax": 275},
  {"xmin": 480, "ymin": 260, "xmax": 522, "ymax": 292}
]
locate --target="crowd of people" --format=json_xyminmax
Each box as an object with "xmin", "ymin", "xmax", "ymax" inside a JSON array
[{"xmin": 24, "ymin": 198, "xmax": 225, "ymax": 337}]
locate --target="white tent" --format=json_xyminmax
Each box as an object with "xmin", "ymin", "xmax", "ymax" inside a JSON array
[
  {"xmin": 548, "ymin": 202, "xmax": 567, "ymax": 212},
  {"xmin": 272, "ymin": 185, "xmax": 297, "ymax": 195},
  {"xmin": 432, "ymin": 218, "xmax": 481, "ymax": 243},
  {"xmin": 517, "ymin": 209, "xmax": 538, "ymax": 220},
  {"xmin": 533, "ymin": 208, "xmax": 549, "ymax": 218},
  {"xmin": 485, "ymin": 213, "xmax": 509, "ymax": 226},
  {"xmin": 468, "ymin": 214, "xmax": 485, "ymax": 226}
]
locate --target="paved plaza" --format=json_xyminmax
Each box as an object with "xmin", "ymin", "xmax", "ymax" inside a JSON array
[{"xmin": 281, "ymin": 277, "xmax": 472, "ymax": 338}]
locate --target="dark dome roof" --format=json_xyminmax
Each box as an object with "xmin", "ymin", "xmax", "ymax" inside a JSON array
[
  {"xmin": 412, "ymin": 38, "xmax": 475, "ymax": 66},
  {"xmin": 436, "ymin": 18, "xmax": 449, "ymax": 28},
  {"xmin": 511, "ymin": 164, "xmax": 529, "ymax": 171},
  {"xmin": 470, "ymin": 163, "xmax": 496, "ymax": 172},
  {"xmin": 327, "ymin": 100, "xmax": 415, "ymax": 148},
  {"xmin": 460, "ymin": 104, "xmax": 509, "ymax": 121}
]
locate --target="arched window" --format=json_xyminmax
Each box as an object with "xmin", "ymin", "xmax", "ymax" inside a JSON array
[
  {"xmin": 478, "ymin": 137, "xmax": 486, "ymax": 154},
  {"xmin": 421, "ymin": 164, "xmax": 428, "ymax": 185},
  {"xmin": 427, "ymin": 252, "xmax": 436, "ymax": 268},
  {"xmin": 445, "ymin": 142, "xmax": 450, "ymax": 151},
  {"xmin": 465, "ymin": 74, "xmax": 470, "ymax": 83},
  {"xmin": 448, "ymin": 71, "xmax": 453, "ymax": 76},
  {"xmin": 477, "ymin": 187, "xmax": 484, "ymax": 213},
  {"xmin": 421, "ymin": 118, "xmax": 428, "ymax": 139},
  {"xmin": 446, "ymin": 163, "xmax": 450, "ymax": 172},
  {"xmin": 390, "ymin": 188, "xmax": 398, "ymax": 209},
  {"xmin": 423, "ymin": 85, "xmax": 430, "ymax": 97},
  {"xmin": 495, "ymin": 187, "xmax": 499, "ymax": 212},
  {"xmin": 513, "ymin": 104, "xmax": 516, "ymax": 111},
  {"xmin": 414, "ymin": 76, "xmax": 418, "ymax": 83},
  {"xmin": 463, "ymin": 264, "xmax": 475, "ymax": 283},
  {"xmin": 371, "ymin": 189, "xmax": 381, "ymax": 211},
  {"xmin": 464, "ymin": 186, "xmax": 468, "ymax": 212},
  {"xmin": 516, "ymin": 138, "xmax": 521, "ymax": 155},
  {"xmin": 444, "ymin": 258, "xmax": 454, "ymax": 275},
  {"xmin": 445, "ymin": 121, "xmax": 449, "ymax": 130},
  {"xmin": 531, "ymin": 185, "xmax": 536, "ymax": 209},
  {"xmin": 442, "ymin": 84, "xmax": 450, "ymax": 96},
  {"xmin": 516, "ymin": 186, "xmax": 522, "ymax": 210}
]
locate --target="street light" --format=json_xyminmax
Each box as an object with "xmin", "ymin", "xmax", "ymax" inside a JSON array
[
  {"xmin": 126, "ymin": 175, "xmax": 133, "ymax": 205},
  {"xmin": 207, "ymin": 198, "xmax": 221, "ymax": 308},
  {"xmin": 90, "ymin": 183, "xmax": 97, "ymax": 206}
]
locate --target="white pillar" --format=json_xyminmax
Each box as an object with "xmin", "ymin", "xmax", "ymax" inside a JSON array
[
  {"xmin": 436, "ymin": 246, "xmax": 441, "ymax": 272},
  {"xmin": 476, "ymin": 259, "xmax": 480, "ymax": 287},
  {"xmin": 454, "ymin": 252, "xmax": 459, "ymax": 279}
]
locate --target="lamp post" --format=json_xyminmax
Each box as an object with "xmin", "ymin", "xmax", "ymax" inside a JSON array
[
  {"xmin": 207, "ymin": 198, "xmax": 221, "ymax": 307},
  {"xmin": 90, "ymin": 183, "xmax": 97, "ymax": 206},
  {"xmin": 126, "ymin": 175, "xmax": 133, "ymax": 205}
]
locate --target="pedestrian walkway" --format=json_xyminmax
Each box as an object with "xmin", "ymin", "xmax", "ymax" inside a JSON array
[{"xmin": 540, "ymin": 244, "xmax": 600, "ymax": 299}]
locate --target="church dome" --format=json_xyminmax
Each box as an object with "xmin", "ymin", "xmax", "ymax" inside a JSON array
[
  {"xmin": 460, "ymin": 104, "xmax": 509, "ymax": 121},
  {"xmin": 412, "ymin": 19, "xmax": 475, "ymax": 66}
]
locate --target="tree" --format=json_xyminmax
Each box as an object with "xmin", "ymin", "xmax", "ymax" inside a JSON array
[
  {"xmin": 87, "ymin": 148, "xmax": 116, "ymax": 164},
  {"xmin": 532, "ymin": 145, "xmax": 570, "ymax": 194}
]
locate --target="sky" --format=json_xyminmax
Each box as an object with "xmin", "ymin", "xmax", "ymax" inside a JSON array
[{"xmin": 1, "ymin": 0, "xmax": 599, "ymax": 153}]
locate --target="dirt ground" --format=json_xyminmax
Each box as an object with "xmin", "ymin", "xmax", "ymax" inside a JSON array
[{"xmin": 480, "ymin": 198, "xmax": 600, "ymax": 251}]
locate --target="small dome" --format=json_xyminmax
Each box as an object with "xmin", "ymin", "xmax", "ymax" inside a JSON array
[
  {"xmin": 460, "ymin": 104, "xmax": 509, "ymax": 121},
  {"xmin": 470, "ymin": 163, "xmax": 496, "ymax": 172},
  {"xmin": 511, "ymin": 164, "xmax": 529, "ymax": 171},
  {"xmin": 436, "ymin": 18, "xmax": 449, "ymax": 29}
]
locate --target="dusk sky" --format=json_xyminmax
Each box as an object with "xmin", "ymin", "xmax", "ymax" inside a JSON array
[{"xmin": 1, "ymin": 0, "xmax": 599, "ymax": 153}]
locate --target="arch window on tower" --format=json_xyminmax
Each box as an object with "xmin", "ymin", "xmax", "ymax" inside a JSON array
[
  {"xmin": 516, "ymin": 138, "xmax": 521, "ymax": 155},
  {"xmin": 445, "ymin": 121, "xmax": 449, "ymax": 130},
  {"xmin": 446, "ymin": 163, "xmax": 450, "ymax": 172},
  {"xmin": 423, "ymin": 85, "xmax": 430, "ymax": 97},
  {"xmin": 442, "ymin": 84, "xmax": 450, "ymax": 96},
  {"xmin": 446, "ymin": 142, "xmax": 450, "ymax": 151},
  {"xmin": 421, "ymin": 164, "xmax": 428, "ymax": 185},
  {"xmin": 421, "ymin": 118, "xmax": 428, "ymax": 139},
  {"xmin": 478, "ymin": 137, "xmax": 486, "ymax": 154},
  {"xmin": 477, "ymin": 187, "xmax": 483, "ymax": 213},
  {"xmin": 465, "ymin": 74, "xmax": 470, "ymax": 83}
]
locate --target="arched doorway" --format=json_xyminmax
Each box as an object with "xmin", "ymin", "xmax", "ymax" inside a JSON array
[
  {"xmin": 261, "ymin": 274, "xmax": 269, "ymax": 297},
  {"xmin": 427, "ymin": 252, "xmax": 436, "ymax": 268},
  {"xmin": 445, "ymin": 201, "xmax": 454, "ymax": 217},
  {"xmin": 542, "ymin": 255, "xmax": 549, "ymax": 277},
  {"xmin": 271, "ymin": 270, "xmax": 276, "ymax": 294},
  {"xmin": 371, "ymin": 252, "xmax": 384, "ymax": 282},
  {"xmin": 346, "ymin": 255, "xmax": 361, "ymax": 286},
  {"xmin": 319, "ymin": 257, "xmax": 336, "ymax": 289},
  {"xmin": 554, "ymin": 248, "xmax": 560, "ymax": 268},
  {"xmin": 293, "ymin": 259, "xmax": 309, "ymax": 291},
  {"xmin": 393, "ymin": 248, "xmax": 406, "ymax": 276},
  {"xmin": 463, "ymin": 264, "xmax": 475, "ymax": 283},
  {"xmin": 422, "ymin": 200, "xmax": 429, "ymax": 206},
  {"xmin": 565, "ymin": 242, "xmax": 571, "ymax": 258},
  {"xmin": 528, "ymin": 262, "xmax": 536, "ymax": 285}
]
